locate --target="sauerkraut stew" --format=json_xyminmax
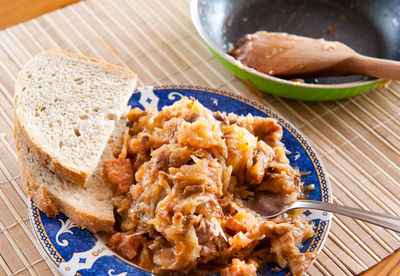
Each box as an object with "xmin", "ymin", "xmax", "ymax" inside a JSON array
[{"xmin": 103, "ymin": 98, "xmax": 316, "ymax": 275}]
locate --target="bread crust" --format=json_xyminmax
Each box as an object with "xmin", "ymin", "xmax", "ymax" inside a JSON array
[
  {"xmin": 16, "ymin": 118, "xmax": 89, "ymax": 186},
  {"xmin": 14, "ymin": 49, "xmax": 137, "ymax": 187},
  {"xmin": 15, "ymin": 123, "xmax": 115, "ymax": 233},
  {"xmin": 23, "ymin": 170, "xmax": 114, "ymax": 232}
]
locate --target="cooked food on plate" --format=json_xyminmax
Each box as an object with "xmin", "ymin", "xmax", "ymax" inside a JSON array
[
  {"xmin": 105, "ymin": 97, "xmax": 316, "ymax": 275},
  {"xmin": 14, "ymin": 51, "xmax": 315, "ymax": 275}
]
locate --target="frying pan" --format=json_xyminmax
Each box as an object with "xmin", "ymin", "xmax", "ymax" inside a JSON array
[{"xmin": 191, "ymin": 0, "xmax": 400, "ymax": 101}]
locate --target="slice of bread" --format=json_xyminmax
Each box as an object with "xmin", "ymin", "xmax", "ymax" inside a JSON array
[
  {"xmin": 15, "ymin": 117, "xmax": 128, "ymax": 233},
  {"xmin": 14, "ymin": 50, "xmax": 136, "ymax": 187}
]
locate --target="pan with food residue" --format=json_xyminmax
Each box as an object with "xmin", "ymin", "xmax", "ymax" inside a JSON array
[{"xmin": 191, "ymin": 0, "xmax": 400, "ymax": 101}]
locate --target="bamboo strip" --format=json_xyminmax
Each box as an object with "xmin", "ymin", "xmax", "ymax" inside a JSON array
[
  {"xmin": 0, "ymin": 253, "xmax": 13, "ymax": 275},
  {"xmin": 0, "ymin": 206, "xmax": 35, "ymax": 274},
  {"xmin": 276, "ymin": 98, "xmax": 400, "ymax": 216},
  {"xmin": 0, "ymin": 81, "xmax": 13, "ymax": 104},
  {"xmin": 136, "ymin": 0, "xmax": 247, "ymax": 96}
]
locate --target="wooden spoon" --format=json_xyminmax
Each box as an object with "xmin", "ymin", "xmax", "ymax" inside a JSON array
[{"xmin": 230, "ymin": 31, "xmax": 400, "ymax": 80}]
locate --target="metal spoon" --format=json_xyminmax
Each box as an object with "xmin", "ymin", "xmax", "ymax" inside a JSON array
[{"xmin": 244, "ymin": 193, "xmax": 400, "ymax": 232}]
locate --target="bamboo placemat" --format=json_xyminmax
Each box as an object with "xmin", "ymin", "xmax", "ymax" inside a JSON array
[{"xmin": 0, "ymin": 0, "xmax": 399, "ymax": 275}]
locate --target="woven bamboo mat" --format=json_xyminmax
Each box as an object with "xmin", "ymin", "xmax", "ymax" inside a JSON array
[{"xmin": 0, "ymin": 0, "xmax": 399, "ymax": 275}]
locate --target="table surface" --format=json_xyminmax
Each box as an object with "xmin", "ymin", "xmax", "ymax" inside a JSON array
[
  {"xmin": 0, "ymin": 0, "xmax": 399, "ymax": 275},
  {"xmin": 0, "ymin": 0, "xmax": 80, "ymax": 30}
]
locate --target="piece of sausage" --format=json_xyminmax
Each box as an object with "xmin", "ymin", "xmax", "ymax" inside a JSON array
[{"xmin": 103, "ymin": 157, "xmax": 134, "ymax": 194}]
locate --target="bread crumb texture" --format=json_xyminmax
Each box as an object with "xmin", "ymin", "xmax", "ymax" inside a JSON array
[{"xmin": 14, "ymin": 50, "xmax": 136, "ymax": 182}]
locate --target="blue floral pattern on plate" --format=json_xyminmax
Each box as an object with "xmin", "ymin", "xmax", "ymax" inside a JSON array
[{"xmin": 29, "ymin": 85, "xmax": 332, "ymax": 276}]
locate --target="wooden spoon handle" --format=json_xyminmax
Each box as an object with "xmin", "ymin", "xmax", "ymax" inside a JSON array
[{"xmin": 350, "ymin": 55, "xmax": 400, "ymax": 80}]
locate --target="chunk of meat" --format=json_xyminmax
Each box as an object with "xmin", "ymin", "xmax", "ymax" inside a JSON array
[
  {"xmin": 183, "ymin": 185, "xmax": 205, "ymax": 196},
  {"xmin": 255, "ymin": 144, "xmax": 300, "ymax": 194},
  {"xmin": 139, "ymin": 246, "xmax": 153, "ymax": 271},
  {"xmin": 128, "ymin": 133, "xmax": 150, "ymax": 154},
  {"xmin": 247, "ymin": 140, "xmax": 275, "ymax": 185},
  {"xmin": 131, "ymin": 151, "xmax": 150, "ymax": 175},
  {"xmin": 152, "ymin": 144, "xmax": 193, "ymax": 171},
  {"xmin": 257, "ymin": 172, "xmax": 296, "ymax": 194},
  {"xmin": 213, "ymin": 111, "xmax": 229, "ymax": 125},
  {"xmin": 168, "ymin": 146, "xmax": 193, "ymax": 167},
  {"xmin": 199, "ymin": 240, "xmax": 219, "ymax": 263},
  {"xmin": 224, "ymin": 217, "xmax": 247, "ymax": 235},
  {"xmin": 153, "ymin": 247, "xmax": 176, "ymax": 269},
  {"xmin": 103, "ymin": 157, "xmax": 133, "ymax": 194},
  {"xmin": 148, "ymin": 237, "xmax": 171, "ymax": 251},
  {"xmin": 107, "ymin": 232, "xmax": 143, "ymax": 260},
  {"xmin": 221, "ymin": 258, "xmax": 257, "ymax": 276},
  {"xmin": 195, "ymin": 218, "xmax": 219, "ymax": 244}
]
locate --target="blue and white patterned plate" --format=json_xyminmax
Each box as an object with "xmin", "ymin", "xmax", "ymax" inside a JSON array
[{"xmin": 29, "ymin": 85, "xmax": 332, "ymax": 276}]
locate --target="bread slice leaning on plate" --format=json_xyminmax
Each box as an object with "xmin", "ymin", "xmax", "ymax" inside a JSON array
[
  {"xmin": 13, "ymin": 50, "xmax": 137, "ymax": 232},
  {"xmin": 14, "ymin": 50, "xmax": 136, "ymax": 187},
  {"xmin": 15, "ymin": 117, "xmax": 127, "ymax": 233}
]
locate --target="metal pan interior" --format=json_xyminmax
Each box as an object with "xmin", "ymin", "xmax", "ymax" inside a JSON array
[{"xmin": 198, "ymin": 0, "xmax": 400, "ymax": 84}]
